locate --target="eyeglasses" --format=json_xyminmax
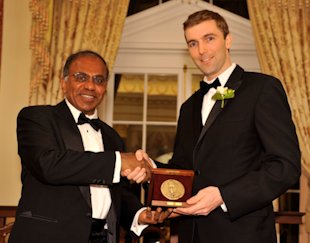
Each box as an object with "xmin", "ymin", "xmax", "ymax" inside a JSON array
[{"xmin": 70, "ymin": 72, "xmax": 108, "ymax": 85}]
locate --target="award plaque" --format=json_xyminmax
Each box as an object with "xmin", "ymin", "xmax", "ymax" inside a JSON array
[{"xmin": 147, "ymin": 168, "xmax": 194, "ymax": 207}]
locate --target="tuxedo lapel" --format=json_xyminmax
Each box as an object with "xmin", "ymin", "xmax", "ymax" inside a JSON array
[
  {"xmin": 196, "ymin": 65, "xmax": 245, "ymax": 147},
  {"xmin": 99, "ymin": 126, "xmax": 117, "ymax": 243},
  {"xmin": 55, "ymin": 102, "xmax": 84, "ymax": 151},
  {"xmin": 225, "ymin": 65, "xmax": 244, "ymax": 94},
  {"xmin": 193, "ymin": 92, "xmax": 205, "ymax": 142},
  {"xmin": 106, "ymin": 190, "xmax": 117, "ymax": 243},
  {"xmin": 55, "ymin": 101, "xmax": 91, "ymax": 207},
  {"xmin": 197, "ymin": 101, "xmax": 222, "ymax": 145}
]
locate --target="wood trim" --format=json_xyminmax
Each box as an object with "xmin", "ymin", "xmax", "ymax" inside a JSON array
[
  {"xmin": 0, "ymin": 206, "xmax": 17, "ymax": 218},
  {"xmin": 274, "ymin": 211, "xmax": 305, "ymax": 225},
  {"xmin": 0, "ymin": 206, "xmax": 17, "ymax": 227}
]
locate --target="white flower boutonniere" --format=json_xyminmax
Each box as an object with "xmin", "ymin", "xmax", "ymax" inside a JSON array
[{"xmin": 212, "ymin": 86, "xmax": 235, "ymax": 108}]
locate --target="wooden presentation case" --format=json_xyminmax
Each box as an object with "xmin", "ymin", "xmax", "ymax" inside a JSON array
[{"xmin": 147, "ymin": 168, "xmax": 194, "ymax": 207}]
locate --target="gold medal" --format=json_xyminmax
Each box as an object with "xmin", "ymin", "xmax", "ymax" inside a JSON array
[{"xmin": 160, "ymin": 179, "xmax": 185, "ymax": 200}]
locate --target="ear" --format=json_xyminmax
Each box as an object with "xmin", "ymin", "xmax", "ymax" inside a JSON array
[
  {"xmin": 225, "ymin": 33, "xmax": 232, "ymax": 50},
  {"xmin": 61, "ymin": 78, "xmax": 67, "ymax": 95}
]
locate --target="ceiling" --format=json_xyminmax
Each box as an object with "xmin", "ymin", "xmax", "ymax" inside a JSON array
[{"xmin": 127, "ymin": 0, "xmax": 249, "ymax": 19}]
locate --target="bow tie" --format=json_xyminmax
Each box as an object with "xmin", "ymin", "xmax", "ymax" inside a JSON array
[
  {"xmin": 200, "ymin": 78, "xmax": 221, "ymax": 95},
  {"xmin": 77, "ymin": 113, "xmax": 101, "ymax": 131}
]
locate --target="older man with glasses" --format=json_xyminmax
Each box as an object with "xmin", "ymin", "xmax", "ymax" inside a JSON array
[{"xmin": 9, "ymin": 50, "xmax": 172, "ymax": 243}]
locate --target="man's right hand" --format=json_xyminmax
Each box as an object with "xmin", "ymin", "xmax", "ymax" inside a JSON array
[{"xmin": 120, "ymin": 150, "xmax": 153, "ymax": 183}]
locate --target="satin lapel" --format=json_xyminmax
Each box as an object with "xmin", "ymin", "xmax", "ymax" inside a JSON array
[
  {"xmin": 55, "ymin": 101, "xmax": 91, "ymax": 207},
  {"xmin": 193, "ymin": 92, "xmax": 204, "ymax": 143},
  {"xmin": 196, "ymin": 65, "xmax": 244, "ymax": 147},
  {"xmin": 100, "ymin": 123, "xmax": 111, "ymax": 151},
  {"xmin": 225, "ymin": 65, "xmax": 244, "ymax": 94},
  {"xmin": 55, "ymin": 101, "xmax": 84, "ymax": 151},
  {"xmin": 98, "ymin": 121, "xmax": 117, "ymax": 242},
  {"xmin": 196, "ymin": 101, "xmax": 222, "ymax": 146},
  {"xmin": 106, "ymin": 190, "xmax": 117, "ymax": 243}
]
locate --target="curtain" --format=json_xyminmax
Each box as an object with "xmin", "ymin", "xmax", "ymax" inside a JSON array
[
  {"xmin": 29, "ymin": 0, "xmax": 129, "ymax": 105},
  {"xmin": 247, "ymin": 0, "xmax": 310, "ymax": 233}
]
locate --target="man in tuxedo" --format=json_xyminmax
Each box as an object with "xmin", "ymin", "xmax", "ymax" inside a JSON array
[
  {"xmin": 167, "ymin": 9, "xmax": 301, "ymax": 243},
  {"xmin": 10, "ymin": 50, "xmax": 171, "ymax": 243}
]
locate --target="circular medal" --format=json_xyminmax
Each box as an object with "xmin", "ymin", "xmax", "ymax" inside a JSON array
[{"xmin": 160, "ymin": 179, "xmax": 185, "ymax": 200}]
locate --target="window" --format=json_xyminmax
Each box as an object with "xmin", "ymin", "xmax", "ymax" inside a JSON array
[{"xmin": 112, "ymin": 73, "xmax": 178, "ymax": 163}]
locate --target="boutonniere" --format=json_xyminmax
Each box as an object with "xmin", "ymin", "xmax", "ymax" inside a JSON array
[{"xmin": 212, "ymin": 86, "xmax": 235, "ymax": 108}]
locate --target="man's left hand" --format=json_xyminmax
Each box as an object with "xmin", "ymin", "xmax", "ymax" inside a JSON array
[
  {"xmin": 173, "ymin": 186, "xmax": 224, "ymax": 216},
  {"xmin": 138, "ymin": 207, "xmax": 173, "ymax": 225}
]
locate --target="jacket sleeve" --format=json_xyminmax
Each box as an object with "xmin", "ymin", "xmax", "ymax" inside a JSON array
[
  {"xmin": 17, "ymin": 106, "xmax": 118, "ymax": 186},
  {"xmin": 220, "ymin": 77, "xmax": 301, "ymax": 220}
]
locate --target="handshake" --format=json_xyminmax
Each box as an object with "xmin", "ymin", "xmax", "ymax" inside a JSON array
[
  {"xmin": 120, "ymin": 149, "xmax": 154, "ymax": 183},
  {"xmin": 120, "ymin": 150, "xmax": 176, "ymax": 225}
]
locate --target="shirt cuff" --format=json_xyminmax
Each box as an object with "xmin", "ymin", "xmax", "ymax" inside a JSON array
[
  {"xmin": 149, "ymin": 158, "xmax": 157, "ymax": 168},
  {"xmin": 220, "ymin": 202, "xmax": 228, "ymax": 212},
  {"xmin": 113, "ymin": 152, "xmax": 121, "ymax": 183},
  {"xmin": 130, "ymin": 207, "xmax": 149, "ymax": 236}
]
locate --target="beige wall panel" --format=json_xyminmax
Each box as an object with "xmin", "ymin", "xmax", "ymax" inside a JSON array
[{"xmin": 0, "ymin": 0, "xmax": 31, "ymax": 205}]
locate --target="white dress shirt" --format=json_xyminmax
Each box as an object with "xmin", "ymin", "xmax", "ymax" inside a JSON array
[{"xmin": 201, "ymin": 63, "xmax": 236, "ymax": 125}]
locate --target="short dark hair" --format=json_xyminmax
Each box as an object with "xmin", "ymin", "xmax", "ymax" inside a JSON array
[
  {"xmin": 183, "ymin": 9, "xmax": 230, "ymax": 38},
  {"xmin": 63, "ymin": 50, "xmax": 109, "ymax": 79}
]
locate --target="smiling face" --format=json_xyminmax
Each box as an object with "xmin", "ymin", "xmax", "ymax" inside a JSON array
[
  {"xmin": 185, "ymin": 20, "xmax": 232, "ymax": 81},
  {"xmin": 61, "ymin": 55, "xmax": 108, "ymax": 115}
]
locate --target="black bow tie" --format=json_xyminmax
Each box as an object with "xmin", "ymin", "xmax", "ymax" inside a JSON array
[
  {"xmin": 200, "ymin": 78, "xmax": 221, "ymax": 95},
  {"xmin": 77, "ymin": 113, "xmax": 101, "ymax": 131}
]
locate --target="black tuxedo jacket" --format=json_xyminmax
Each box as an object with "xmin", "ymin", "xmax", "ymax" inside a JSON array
[
  {"xmin": 9, "ymin": 101, "xmax": 142, "ymax": 243},
  {"xmin": 168, "ymin": 65, "xmax": 301, "ymax": 243}
]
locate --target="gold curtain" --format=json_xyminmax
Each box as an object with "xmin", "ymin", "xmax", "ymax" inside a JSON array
[
  {"xmin": 29, "ymin": 0, "xmax": 129, "ymax": 105},
  {"xmin": 247, "ymin": 0, "xmax": 310, "ymax": 231}
]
